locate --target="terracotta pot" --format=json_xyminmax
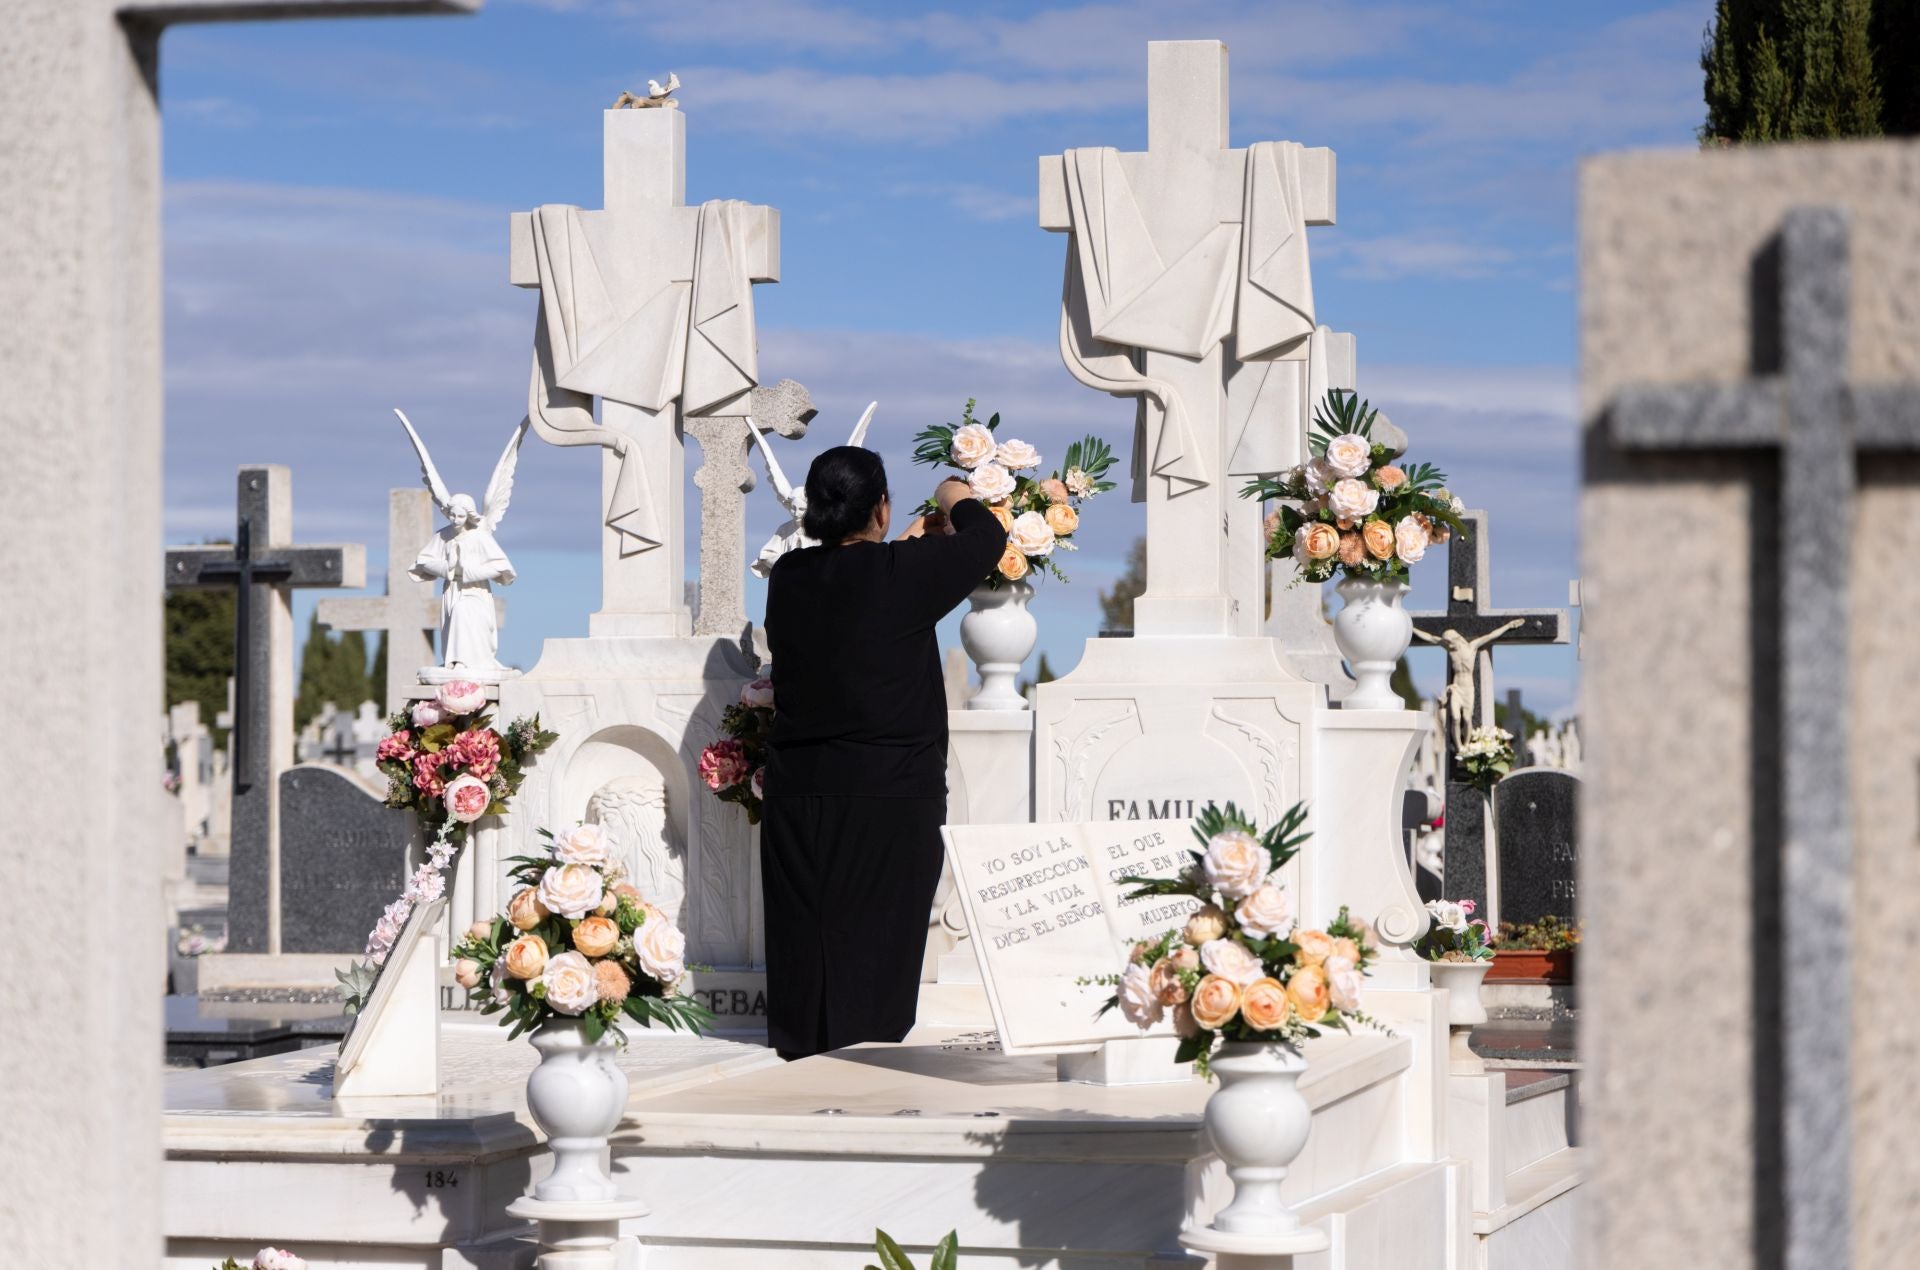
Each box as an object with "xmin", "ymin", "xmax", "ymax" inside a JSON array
[{"xmin": 1486, "ymin": 948, "xmax": 1575, "ymax": 983}]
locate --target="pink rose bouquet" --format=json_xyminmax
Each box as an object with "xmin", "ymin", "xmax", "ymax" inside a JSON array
[
  {"xmin": 449, "ymin": 822, "xmax": 713, "ymax": 1044},
  {"xmin": 697, "ymin": 674, "xmax": 776, "ymax": 824},
  {"xmin": 1100, "ymin": 802, "xmax": 1379, "ymax": 1077}
]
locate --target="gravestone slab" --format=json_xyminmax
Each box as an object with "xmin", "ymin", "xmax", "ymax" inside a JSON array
[
  {"xmin": 943, "ymin": 818, "xmax": 1199, "ymax": 1053},
  {"xmin": 1492, "ymin": 768, "xmax": 1579, "ymax": 928},
  {"xmin": 277, "ymin": 765, "xmax": 416, "ymax": 954}
]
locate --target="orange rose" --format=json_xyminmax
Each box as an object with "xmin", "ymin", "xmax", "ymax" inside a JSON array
[
  {"xmin": 1044, "ymin": 503, "xmax": 1079, "ymax": 536},
  {"xmin": 1374, "ymin": 464, "xmax": 1407, "ymax": 491},
  {"xmin": 998, "ymin": 545, "xmax": 1029, "ymax": 581},
  {"xmin": 1330, "ymin": 936, "xmax": 1361, "ymax": 966},
  {"xmin": 1294, "ymin": 929, "xmax": 1333, "ymax": 966},
  {"xmin": 990, "ymin": 503, "xmax": 1016, "ymax": 532},
  {"xmin": 1299, "ymin": 522, "xmax": 1341, "ymax": 561},
  {"xmin": 1240, "ymin": 977, "xmax": 1289, "ymax": 1030},
  {"xmin": 507, "ymin": 887, "xmax": 549, "ymax": 932},
  {"xmin": 502, "ymin": 934, "xmax": 548, "ymax": 980},
  {"xmin": 1150, "ymin": 955, "xmax": 1191, "ymax": 1006},
  {"xmin": 1189, "ymin": 974, "xmax": 1243, "ymax": 1030},
  {"xmin": 1361, "ymin": 519, "xmax": 1396, "ymax": 560},
  {"xmin": 572, "ymin": 915, "xmax": 620, "ymax": 958},
  {"xmin": 1287, "ymin": 965, "xmax": 1330, "ymax": 1023}
]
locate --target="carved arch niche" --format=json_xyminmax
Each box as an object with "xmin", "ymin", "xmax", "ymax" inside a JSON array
[{"xmin": 559, "ymin": 726, "xmax": 690, "ymax": 930}]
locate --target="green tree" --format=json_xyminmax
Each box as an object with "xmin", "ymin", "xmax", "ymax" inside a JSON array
[
  {"xmin": 1874, "ymin": 3, "xmax": 1920, "ymax": 134},
  {"xmin": 1098, "ymin": 538, "xmax": 1147, "ymax": 633},
  {"xmin": 295, "ymin": 611, "xmax": 373, "ymax": 730},
  {"xmin": 369, "ymin": 632, "xmax": 389, "ymax": 714},
  {"xmin": 164, "ymin": 588, "xmax": 235, "ymax": 742},
  {"xmin": 1389, "ymin": 656, "xmax": 1422, "ymax": 711},
  {"xmin": 1700, "ymin": 0, "xmax": 1891, "ymax": 142}
]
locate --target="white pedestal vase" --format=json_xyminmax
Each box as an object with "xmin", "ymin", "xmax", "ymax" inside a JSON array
[
  {"xmin": 1332, "ymin": 576, "xmax": 1412, "ymax": 710},
  {"xmin": 960, "ymin": 580, "xmax": 1037, "ymax": 711},
  {"xmin": 1179, "ymin": 1042, "xmax": 1329, "ymax": 1258},
  {"xmin": 510, "ymin": 1019, "xmax": 644, "ymax": 1268},
  {"xmin": 1429, "ymin": 960, "xmax": 1492, "ymax": 1075}
]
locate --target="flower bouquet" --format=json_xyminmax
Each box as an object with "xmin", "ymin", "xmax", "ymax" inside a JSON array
[
  {"xmin": 698, "ymin": 676, "xmax": 773, "ymax": 824},
  {"xmin": 449, "ymin": 822, "xmax": 714, "ymax": 1043},
  {"xmin": 1456, "ymin": 724, "xmax": 1515, "ymax": 792},
  {"xmin": 1416, "ymin": 897, "xmax": 1493, "ymax": 962},
  {"xmin": 910, "ymin": 398, "xmax": 1116, "ymax": 585},
  {"xmin": 1239, "ymin": 390, "xmax": 1466, "ymax": 583},
  {"xmin": 1102, "ymin": 802, "xmax": 1377, "ymax": 1077}
]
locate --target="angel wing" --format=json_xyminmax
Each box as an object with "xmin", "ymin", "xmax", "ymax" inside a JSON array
[
  {"xmin": 744, "ymin": 414, "xmax": 800, "ymax": 512},
  {"xmin": 482, "ymin": 416, "xmax": 531, "ymax": 531},
  {"xmin": 846, "ymin": 401, "xmax": 878, "ymax": 448},
  {"xmin": 393, "ymin": 409, "xmax": 455, "ymax": 519}
]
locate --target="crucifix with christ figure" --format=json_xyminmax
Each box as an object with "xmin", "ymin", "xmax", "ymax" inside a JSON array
[
  {"xmin": 509, "ymin": 106, "xmax": 782, "ymax": 637},
  {"xmin": 1041, "ymin": 40, "xmax": 1336, "ymax": 638}
]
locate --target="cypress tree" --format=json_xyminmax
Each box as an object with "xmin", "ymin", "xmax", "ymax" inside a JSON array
[
  {"xmin": 369, "ymin": 633, "xmax": 389, "ymax": 714},
  {"xmin": 1097, "ymin": 538, "xmax": 1147, "ymax": 634},
  {"xmin": 164, "ymin": 588, "xmax": 236, "ymax": 743},
  {"xmin": 1700, "ymin": 0, "xmax": 1889, "ymax": 142}
]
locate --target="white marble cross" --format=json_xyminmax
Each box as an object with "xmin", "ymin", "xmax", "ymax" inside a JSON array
[
  {"xmin": 686, "ymin": 379, "xmax": 815, "ymax": 639},
  {"xmin": 510, "ymin": 108, "xmax": 781, "ymax": 637},
  {"xmin": 1041, "ymin": 41, "xmax": 1335, "ymax": 637}
]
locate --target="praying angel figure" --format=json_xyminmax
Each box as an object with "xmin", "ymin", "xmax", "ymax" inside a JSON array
[
  {"xmin": 746, "ymin": 401, "xmax": 877, "ymax": 577},
  {"xmin": 395, "ymin": 409, "xmax": 527, "ymax": 677}
]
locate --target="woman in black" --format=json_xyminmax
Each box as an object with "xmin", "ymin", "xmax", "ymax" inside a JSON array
[{"xmin": 761, "ymin": 447, "xmax": 1008, "ymax": 1059}]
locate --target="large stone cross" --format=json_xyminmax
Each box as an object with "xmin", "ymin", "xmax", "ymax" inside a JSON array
[
  {"xmin": 510, "ymin": 107, "xmax": 781, "ymax": 637},
  {"xmin": 686, "ymin": 379, "xmax": 815, "ymax": 639},
  {"xmin": 1040, "ymin": 40, "xmax": 1335, "ymax": 636},
  {"xmin": 165, "ymin": 465, "xmax": 365, "ymax": 954},
  {"xmin": 1611, "ymin": 207, "xmax": 1920, "ymax": 1270},
  {"xmin": 1408, "ymin": 509, "xmax": 1567, "ymax": 918}
]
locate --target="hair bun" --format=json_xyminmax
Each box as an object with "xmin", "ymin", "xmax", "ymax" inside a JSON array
[{"xmin": 801, "ymin": 447, "xmax": 889, "ymax": 543}]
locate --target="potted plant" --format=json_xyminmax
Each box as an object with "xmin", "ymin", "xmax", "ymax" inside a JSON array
[
  {"xmin": 1414, "ymin": 899, "xmax": 1495, "ymax": 1074},
  {"xmin": 1489, "ymin": 915, "xmax": 1580, "ymax": 983}
]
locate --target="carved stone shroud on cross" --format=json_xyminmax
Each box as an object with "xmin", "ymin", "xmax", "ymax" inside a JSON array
[
  {"xmin": 1610, "ymin": 207, "xmax": 1920, "ymax": 1270},
  {"xmin": 509, "ymin": 108, "xmax": 781, "ymax": 638},
  {"xmin": 1039, "ymin": 40, "xmax": 1335, "ymax": 637},
  {"xmin": 163, "ymin": 465, "xmax": 366, "ymax": 955},
  {"xmin": 686, "ymin": 379, "xmax": 816, "ymax": 639}
]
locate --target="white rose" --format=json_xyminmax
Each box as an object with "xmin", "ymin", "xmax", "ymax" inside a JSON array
[
  {"xmin": 1303, "ymin": 457, "xmax": 1336, "ymax": 496},
  {"xmin": 540, "ymin": 950, "xmax": 599, "ymax": 1016},
  {"xmin": 1202, "ymin": 829, "xmax": 1268, "ymax": 900},
  {"xmin": 1235, "ymin": 882, "xmax": 1294, "ymax": 940},
  {"xmin": 1323, "ymin": 432, "xmax": 1373, "ymax": 478},
  {"xmin": 1064, "ymin": 467, "xmax": 1094, "ymax": 497},
  {"xmin": 637, "ymin": 916, "xmax": 688, "ymax": 987},
  {"xmin": 537, "ymin": 863, "xmax": 606, "ymax": 921},
  {"xmin": 968, "ymin": 462, "xmax": 1015, "ymax": 502},
  {"xmin": 1394, "ymin": 515, "xmax": 1430, "ymax": 564},
  {"xmin": 1007, "ymin": 511, "xmax": 1056, "ymax": 557},
  {"xmin": 1450, "ymin": 495, "xmax": 1466, "ymax": 515},
  {"xmin": 1199, "ymin": 938, "xmax": 1265, "ymax": 987},
  {"xmin": 949, "ymin": 423, "xmax": 997, "ymax": 470},
  {"xmin": 253, "ymin": 1250, "xmax": 307, "ymax": 1270},
  {"xmin": 740, "ymin": 677, "xmax": 775, "ymax": 708},
  {"xmin": 1327, "ymin": 478, "xmax": 1379, "ymax": 522},
  {"xmin": 1117, "ymin": 961, "xmax": 1163, "ymax": 1029},
  {"xmin": 995, "ymin": 438, "xmax": 1042, "ymax": 470},
  {"xmin": 436, "ymin": 680, "xmax": 487, "ymax": 715},
  {"xmin": 1427, "ymin": 899, "xmax": 1466, "ymax": 933},
  {"xmin": 1328, "ymin": 966, "xmax": 1364, "ymax": 1012},
  {"xmin": 551, "ymin": 822, "xmax": 612, "ymax": 867}
]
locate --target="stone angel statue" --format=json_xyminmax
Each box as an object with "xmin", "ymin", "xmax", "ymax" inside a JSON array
[
  {"xmin": 746, "ymin": 401, "xmax": 876, "ymax": 578},
  {"xmin": 395, "ymin": 408, "xmax": 527, "ymax": 680}
]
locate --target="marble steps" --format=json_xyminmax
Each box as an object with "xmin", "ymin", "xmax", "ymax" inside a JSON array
[{"xmin": 1447, "ymin": 1066, "xmax": 1581, "ymax": 1270}]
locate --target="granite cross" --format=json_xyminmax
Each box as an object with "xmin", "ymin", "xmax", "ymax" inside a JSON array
[
  {"xmin": 686, "ymin": 378, "xmax": 815, "ymax": 639},
  {"xmin": 165, "ymin": 466, "xmax": 365, "ymax": 954},
  {"xmin": 1408, "ymin": 508, "xmax": 1568, "ymax": 919},
  {"xmin": 1610, "ymin": 206, "xmax": 1920, "ymax": 1270}
]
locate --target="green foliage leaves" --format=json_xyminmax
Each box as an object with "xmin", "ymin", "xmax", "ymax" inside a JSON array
[
  {"xmin": 164, "ymin": 587, "xmax": 235, "ymax": 741},
  {"xmin": 1308, "ymin": 388, "xmax": 1380, "ymax": 455},
  {"xmin": 868, "ymin": 1230, "xmax": 959, "ymax": 1270},
  {"xmin": 1700, "ymin": 0, "xmax": 1892, "ymax": 142}
]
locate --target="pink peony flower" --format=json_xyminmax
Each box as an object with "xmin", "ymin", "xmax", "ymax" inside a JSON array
[
  {"xmin": 447, "ymin": 728, "xmax": 501, "ymax": 780},
  {"xmin": 409, "ymin": 699, "xmax": 445, "ymax": 729},
  {"xmin": 740, "ymin": 678, "xmax": 775, "ymax": 709},
  {"xmin": 698, "ymin": 739, "xmax": 751, "ymax": 791},
  {"xmin": 376, "ymin": 731, "xmax": 414, "ymax": 763},
  {"xmin": 444, "ymin": 774, "xmax": 492, "ymax": 824},
  {"xmin": 412, "ymin": 752, "xmax": 448, "ymax": 798},
  {"xmin": 436, "ymin": 680, "xmax": 487, "ymax": 716}
]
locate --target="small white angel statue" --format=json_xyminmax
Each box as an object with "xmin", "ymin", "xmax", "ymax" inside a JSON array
[
  {"xmin": 747, "ymin": 401, "xmax": 877, "ymax": 577},
  {"xmin": 394, "ymin": 408, "xmax": 527, "ymax": 681}
]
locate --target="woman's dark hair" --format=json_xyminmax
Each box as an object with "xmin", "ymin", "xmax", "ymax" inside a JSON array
[{"xmin": 802, "ymin": 447, "xmax": 888, "ymax": 542}]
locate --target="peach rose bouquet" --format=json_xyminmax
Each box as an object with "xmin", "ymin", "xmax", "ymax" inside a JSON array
[
  {"xmin": 1098, "ymin": 801, "xmax": 1379, "ymax": 1077},
  {"xmin": 910, "ymin": 399, "xmax": 1117, "ymax": 587},
  {"xmin": 449, "ymin": 821, "xmax": 713, "ymax": 1044},
  {"xmin": 1239, "ymin": 389, "xmax": 1468, "ymax": 585}
]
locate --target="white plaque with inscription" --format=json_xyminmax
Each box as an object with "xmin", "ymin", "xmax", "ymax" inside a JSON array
[{"xmin": 942, "ymin": 819, "xmax": 1201, "ymax": 1053}]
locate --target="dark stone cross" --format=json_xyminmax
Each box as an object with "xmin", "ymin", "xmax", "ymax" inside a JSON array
[
  {"xmin": 1610, "ymin": 206, "xmax": 1920, "ymax": 1270},
  {"xmin": 322, "ymin": 724, "xmax": 357, "ymax": 768},
  {"xmin": 165, "ymin": 466, "xmax": 364, "ymax": 954},
  {"xmin": 1408, "ymin": 508, "xmax": 1568, "ymax": 918}
]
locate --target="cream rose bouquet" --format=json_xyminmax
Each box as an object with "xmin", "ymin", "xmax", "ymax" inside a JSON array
[
  {"xmin": 697, "ymin": 676, "xmax": 774, "ymax": 824},
  {"xmin": 1415, "ymin": 897, "xmax": 1494, "ymax": 962},
  {"xmin": 910, "ymin": 398, "xmax": 1116, "ymax": 586},
  {"xmin": 1099, "ymin": 802, "xmax": 1378, "ymax": 1077},
  {"xmin": 1456, "ymin": 724, "xmax": 1516, "ymax": 793},
  {"xmin": 450, "ymin": 822, "xmax": 714, "ymax": 1043},
  {"xmin": 1239, "ymin": 390, "xmax": 1467, "ymax": 584}
]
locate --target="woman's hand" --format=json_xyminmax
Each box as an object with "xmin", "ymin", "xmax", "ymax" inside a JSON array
[{"xmin": 934, "ymin": 477, "xmax": 973, "ymax": 516}]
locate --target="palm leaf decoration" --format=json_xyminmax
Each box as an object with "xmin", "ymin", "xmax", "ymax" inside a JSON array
[
  {"xmin": 1060, "ymin": 433, "xmax": 1119, "ymax": 492},
  {"xmin": 1308, "ymin": 389, "xmax": 1382, "ymax": 456},
  {"xmin": 869, "ymin": 1229, "xmax": 959, "ymax": 1270}
]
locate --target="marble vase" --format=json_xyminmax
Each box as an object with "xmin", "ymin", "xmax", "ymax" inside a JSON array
[
  {"xmin": 1429, "ymin": 959, "xmax": 1492, "ymax": 1075},
  {"xmin": 960, "ymin": 580, "xmax": 1037, "ymax": 711},
  {"xmin": 524, "ymin": 1018, "xmax": 630, "ymax": 1203},
  {"xmin": 1332, "ymin": 576, "xmax": 1412, "ymax": 709},
  {"xmin": 1186, "ymin": 1042, "xmax": 1328, "ymax": 1253}
]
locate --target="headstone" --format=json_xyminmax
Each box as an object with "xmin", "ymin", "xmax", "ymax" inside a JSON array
[
  {"xmin": 277, "ymin": 765, "xmax": 417, "ymax": 955},
  {"xmin": 1491, "ymin": 768, "xmax": 1578, "ymax": 929},
  {"xmin": 1583, "ymin": 145, "xmax": 1920, "ymax": 1270},
  {"xmin": 942, "ymin": 819, "xmax": 1197, "ymax": 1053},
  {"xmin": 165, "ymin": 466, "xmax": 367, "ymax": 953}
]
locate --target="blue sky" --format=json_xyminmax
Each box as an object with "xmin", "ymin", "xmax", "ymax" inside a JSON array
[{"xmin": 159, "ymin": 0, "xmax": 1715, "ymax": 715}]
